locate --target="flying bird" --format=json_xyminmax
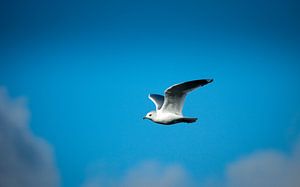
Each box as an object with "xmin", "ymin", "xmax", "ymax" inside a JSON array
[{"xmin": 143, "ymin": 79, "xmax": 213, "ymax": 125}]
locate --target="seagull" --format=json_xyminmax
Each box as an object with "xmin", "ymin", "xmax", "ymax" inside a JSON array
[{"xmin": 143, "ymin": 79, "xmax": 213, "ymax": 125}]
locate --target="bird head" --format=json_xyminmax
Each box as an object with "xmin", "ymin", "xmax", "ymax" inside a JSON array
[{"xmin": 143, "ymin": 111, "xmax": 156, "ymax": 120}]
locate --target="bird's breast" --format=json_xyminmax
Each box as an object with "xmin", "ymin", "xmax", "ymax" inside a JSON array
[{"xmin": 154, "ymin": 111, "xmax": 182, "ymax": 124}]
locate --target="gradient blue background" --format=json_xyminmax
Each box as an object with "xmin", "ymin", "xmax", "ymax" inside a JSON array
[{"xmin": 1, "ymin": 0, "xmax": 300, "ymax": 186}]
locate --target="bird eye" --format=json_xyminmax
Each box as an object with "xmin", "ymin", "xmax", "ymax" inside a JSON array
[{"xmin": 149, "ymin": 114, "xmax": 152, "ymax": 116}]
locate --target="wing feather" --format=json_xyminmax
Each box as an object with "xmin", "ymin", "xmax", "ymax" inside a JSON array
[
  {"xmin": 161, "ymin": 79, "xmax": 213, "ymax": 114},
  {"xmin": 148, "ymin": 94, "xmax": 165, "ymax": 110}
]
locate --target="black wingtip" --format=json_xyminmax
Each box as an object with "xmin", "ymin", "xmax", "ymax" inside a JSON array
[{"xmin": 207, "ymin": 79, "xmax": 214, "ymax": 83}]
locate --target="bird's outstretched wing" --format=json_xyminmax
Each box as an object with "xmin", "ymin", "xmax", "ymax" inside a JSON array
[
  {"xmin": 148, "ymin": 94, "xmax": 165, "ymax": 110},
  {"xmin": 161, "ymin": 79, "xmax": 213, "ymax": 115}
]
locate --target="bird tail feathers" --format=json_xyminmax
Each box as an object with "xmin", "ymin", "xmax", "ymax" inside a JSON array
[{"xmin": 181, "ymin": 117, "xmax": 197, "ymax": 123}]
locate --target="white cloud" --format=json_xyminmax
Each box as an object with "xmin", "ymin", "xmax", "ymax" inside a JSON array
[
  {"xmin": 82, "ymin": 141, "xmax": 300, "ymax": 187},
  {"xmin": 203, "ymin": 138, "xmax": 300, "ymax": 187},
  {"xmin": 0, "ymin": 87, "xmax": 60, "ymax": 187},
  {"xmin": 82, "ymin": 160, "xmax": 195, "ymax": 187},
  {"xmin": 225, "ymin": 140, "xmax": 300, "ymax": 187},
  {"xmin": 122, "ymin": 161, "xmax": 194, "ymax": 187}
]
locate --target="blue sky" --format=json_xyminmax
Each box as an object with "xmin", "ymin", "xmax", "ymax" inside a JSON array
[{"xmin": 1, "ymin": 0, "xmax": 300, "ymax": 187}]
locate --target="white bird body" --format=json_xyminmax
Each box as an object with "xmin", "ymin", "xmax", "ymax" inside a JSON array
[
  {"xmin": 154, "ymin": 111, "xmax": 183, "ymax": 124},
  {"xmin": 143, "ymin": 79, "xmax": 213, "ymax": 125}
]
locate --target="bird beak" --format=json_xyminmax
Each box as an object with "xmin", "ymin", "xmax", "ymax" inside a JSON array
[{"xmin": 143, "ymin": 116, "xmax": 146, "ymax": 120}]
